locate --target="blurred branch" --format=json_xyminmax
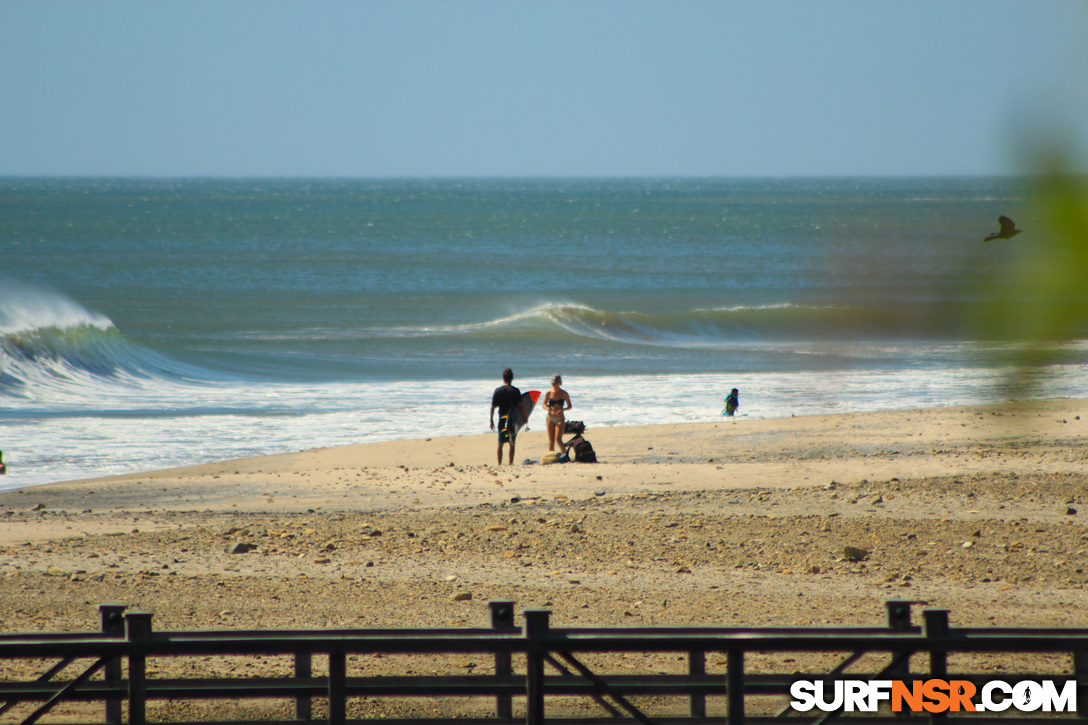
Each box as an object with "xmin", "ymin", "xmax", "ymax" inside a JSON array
[{"xmin": 975, "ymin": 155, "xmax": 1088, "ymax": 395}]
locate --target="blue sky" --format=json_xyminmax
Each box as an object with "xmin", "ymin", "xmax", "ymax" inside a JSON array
[{"xmin": 2, "ymin": 1, "xmax": 1086, "ymax": 177}]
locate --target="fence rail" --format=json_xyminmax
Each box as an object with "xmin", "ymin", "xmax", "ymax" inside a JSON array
[{"xmin": 2, "ymin": 601, "xmax": 1088, "ymax": 725}]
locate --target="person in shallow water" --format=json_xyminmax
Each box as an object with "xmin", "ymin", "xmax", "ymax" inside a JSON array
[
  {"xmin": 723, "ymin": 388, "xmax": 739, "ymax": 416},
  {"xmin": 542, "ymin": 374, "xmax": 572, "ymax": 452},
  {"xmin": 489, "ymin": 368, "xmax": 527, "ymax": 465}
]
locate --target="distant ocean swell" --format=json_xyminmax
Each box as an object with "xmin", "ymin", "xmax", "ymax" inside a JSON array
[
  {"xmin": 498, "ymin": 302, "xmax": 964, "ymax": 344},
  {"xmin": 0, "ymin": 293, "xmax": 1062, "ymax": 400},
  {"xmin": 287, "ymin": 302, "xmax": 967, "ymax": 346},
  {"xmin": 1, "ymin": 297, "xmax": 952, "ymax": 384}
]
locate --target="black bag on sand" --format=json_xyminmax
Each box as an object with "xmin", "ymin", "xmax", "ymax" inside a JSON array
[{"xmin": 566, "ymin": 435, "xmax": 597, "ymax": 463}]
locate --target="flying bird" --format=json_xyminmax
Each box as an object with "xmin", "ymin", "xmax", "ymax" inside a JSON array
[{"xmin": 984, "ymin": 216, "xmax": 1022, "ymax": 242}]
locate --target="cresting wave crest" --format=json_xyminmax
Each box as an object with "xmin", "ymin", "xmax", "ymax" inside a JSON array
[
  {"xmin": 0, "ymin": 283, "xmax": 193, "ymax": 396},
  {"xmin": 379, "ymin": 301, "xmax": 946, "ymax": 345}
]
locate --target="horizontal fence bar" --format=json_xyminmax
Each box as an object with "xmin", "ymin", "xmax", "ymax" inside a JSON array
[
  {"xmin": 8, "ymin": 634, "xmax": 1088, "ymax": 659},
  {"xmin": 3, "ymin": 671, "xmax": 1082, "ymax": 701},
  {"xmin": 29, "ymin": 719, "xmax": 1077, "ymax": 725}
]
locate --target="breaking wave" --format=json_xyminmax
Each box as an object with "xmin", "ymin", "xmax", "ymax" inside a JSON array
[
  {"xmin": 0, "ymin": 284, "xmax": 205, "ymax": 398},
  {"xmin": 371, "ymin": 301, "xmax": 955, "ymax": 346}
]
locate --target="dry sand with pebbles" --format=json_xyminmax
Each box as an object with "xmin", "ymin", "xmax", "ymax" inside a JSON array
[{"xmin": 1, "ymin": 399, "xmax": 1087, "ymax": 719}]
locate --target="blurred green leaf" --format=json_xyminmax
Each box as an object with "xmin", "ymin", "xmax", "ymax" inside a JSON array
[{"xmin": 973, "ymin": 159, "xmax": 1088, "ymax": 394}]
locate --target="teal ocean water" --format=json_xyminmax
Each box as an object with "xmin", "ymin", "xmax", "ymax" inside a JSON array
[{"xmin": 2, "ymin": 178, "xmax": 1085, "ymax": 489}]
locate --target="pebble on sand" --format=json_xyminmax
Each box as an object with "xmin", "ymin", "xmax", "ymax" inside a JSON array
[{"xmin": 843, "ymin": 546, "xmax": 869, "ymax": 562}]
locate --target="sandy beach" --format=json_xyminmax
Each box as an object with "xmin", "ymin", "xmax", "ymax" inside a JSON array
[
  {"xmin": 7, "ymin": 399, "xmax": 1086, "ymax": 518},
  {"xmin": 2, "ymin": 399, "xmax": 1087, "ymax": 719}
]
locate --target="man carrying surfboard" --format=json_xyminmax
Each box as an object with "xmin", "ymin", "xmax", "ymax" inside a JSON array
[{"xmin": 490, "ymin": 368, "xmax": 528, "ymax": 465}]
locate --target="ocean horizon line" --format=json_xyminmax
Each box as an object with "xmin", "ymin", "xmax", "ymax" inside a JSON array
[{"xmin": 0, "ymin": 172, "xmax": 1046, "ymax": 182}]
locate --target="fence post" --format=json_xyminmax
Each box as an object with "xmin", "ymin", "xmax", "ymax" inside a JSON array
[
  {"xmin": 885, "ymin": 600, "xmax": 912, "ymax": 631},
  {"xmin": 727, "ymin": 649, "xmax": 744, "ymax": 725},
  {"xmin": 99, "ymin": 604, "xmax": 126, "ymax": 725},
  {"xmin": 1074, "ymin": 648, "xmax": 1088, "ymax": 721},
  {"xmin": 688, "ymin": 648, "xmax": 706, "ymax": 719},
  {"xmin": 328, "ymin": 649, "xmax": 346, "ymax": 725},
  {"xmin": 885, "ymin": 599, "xmax": 913, "ymax": 714},
  {"xmin": 295, "ymin": 649, "xmax": 312, "ymax": 721},
  {"xmin": 523, "ymin": 610, "xmax": 550, "ymax": 725},
  {"xmin": 489, "ymin": 601, "xmax": 516, "ymax": 720},
  {"xmin": 124, "ymin": 612, "xmax": 153, "ymax": 725},
  {"xmin": 923, "ymin": 609, "xmax": 949, "ymax": 725}
]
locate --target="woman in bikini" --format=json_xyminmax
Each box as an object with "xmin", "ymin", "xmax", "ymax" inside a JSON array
[{"xmin": 542, "ymin": 374, "xmax": 572, "ymax": 452}]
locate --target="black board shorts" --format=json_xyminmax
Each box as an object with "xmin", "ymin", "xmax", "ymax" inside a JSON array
[{"xmin": 498, "ymin": 413, "xmax": 516, "ymax": 443}]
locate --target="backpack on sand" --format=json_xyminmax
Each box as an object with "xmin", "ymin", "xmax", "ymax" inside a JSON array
[{"xmin": 566, "ymin": 435, "xmax": 597, "ymax": 463}]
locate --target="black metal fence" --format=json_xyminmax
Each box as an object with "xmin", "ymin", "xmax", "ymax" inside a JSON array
[{"xmin": 2, "ymin": 600, "xmax": 1087, "ymax": 725}]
